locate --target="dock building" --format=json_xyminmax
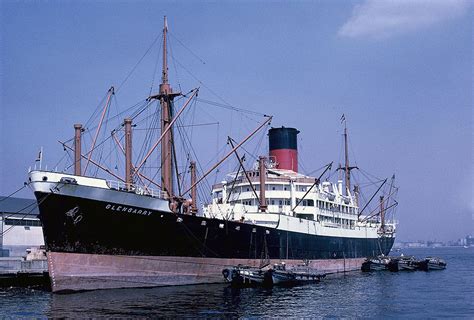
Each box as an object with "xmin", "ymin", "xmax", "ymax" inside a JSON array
[{"xmin": 0, "ymin": 197, "xmax": 44, "ymax": 257}]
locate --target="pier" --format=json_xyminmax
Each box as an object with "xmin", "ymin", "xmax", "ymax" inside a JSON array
[{"xmin": 0, "ymin": 255, "xmax": 49, "ymax": 288}]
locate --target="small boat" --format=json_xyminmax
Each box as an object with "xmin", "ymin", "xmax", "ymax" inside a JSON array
[
  {"xmin": 222, "ymin": 263, "xmax": 325, "ymax": 286},
  {"xmin": 268, "ymin": 263, "xmax": 294, "ymax": 284},
  {"xmin": 415, "ymin": 257, "xmax": 447, "ymax": 271},
  {"xmin": 361, "ymin": 256, "xmax": 392, "ymax": 271},
  {"xmin": 222, "ymin": 265, "xmax": 271, "ymax": 286},
  {"xmin": 424, "ymin": 257, "xmax": 447, "ymax": 270},
  {"xmin": 397, "ymin": 256, "xmax": 417, "ymax": 271},
  {"xmin": 269, "ymin": 263, "xmax": 325, "ymax": 285}
]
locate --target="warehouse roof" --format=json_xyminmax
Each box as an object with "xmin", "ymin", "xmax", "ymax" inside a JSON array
[{"xmin": 0, "ymin": 197, "xmax": 39, "ymax": 216}]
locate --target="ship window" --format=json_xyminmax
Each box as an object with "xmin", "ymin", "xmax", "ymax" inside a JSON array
[
  {"xmin": 284, "ymin": 187, "xmax": 287, "ymax": 191},
  {"xmin": 272, "ymin": 186, "xmax": 276, "ymax": 190},
  {"xmin": 271, "ymin": 200, "xmax": 275, "ymax": 205},
  {"xmin": 246, "ymin": 188, "xmax": 250, "ymax": 192},
  {"xmin": 4, "ymin": 218, "xmax": 41, "ymax": 227},
  {"xmin": 307, "ymin": 199, "xmax": 314, "ymax": 207},
  {"xmin": 279, "ymin": 200, "xmax": 283, "ymax": 206}
]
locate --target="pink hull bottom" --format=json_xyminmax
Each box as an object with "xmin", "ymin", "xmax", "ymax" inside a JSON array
[{"xmin": 47, "ymin": 252, "xmax": 365, "ymax": 292}]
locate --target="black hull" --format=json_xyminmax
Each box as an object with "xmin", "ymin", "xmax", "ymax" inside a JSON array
[{"xmin": 35, "ymin": 191, "xmax": 394, "ymax": 260}]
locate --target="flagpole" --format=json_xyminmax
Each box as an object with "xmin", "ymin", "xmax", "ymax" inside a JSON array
[{"xmin": 40, "ymin": 146, "xmax": 43, "ymax": 170}]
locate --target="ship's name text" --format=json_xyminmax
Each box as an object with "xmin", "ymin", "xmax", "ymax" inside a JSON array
[{"xmin": 105, "ymin": 204, "xmax": 153, "ymax": 216}]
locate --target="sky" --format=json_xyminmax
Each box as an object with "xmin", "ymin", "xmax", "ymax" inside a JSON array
[{"xmin": 0, "ymin": 0, "xmax": 472, "ymax": 242}]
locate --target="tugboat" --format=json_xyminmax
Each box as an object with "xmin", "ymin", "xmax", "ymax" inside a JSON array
[
  {"xmin": 222, "ymin": 262, "xmax": 325, "ymax": 287},
  {"xmin": 269, "ymin": 262, "xmax": 325, "ymax": 285},
  {"xmin": 416, "ymin": 257, "xmax": 447, "ymax": 271},
  {"xmin": 397, "ymin": 255, "xmax": 418, "ymax": 271},
  {"xmin": 222, "ymin": 265, "xmax": 272, "ymax": 286},
  {"xmin": 361, "ymin": 255, "xmax": 392, "ymax": 271}
]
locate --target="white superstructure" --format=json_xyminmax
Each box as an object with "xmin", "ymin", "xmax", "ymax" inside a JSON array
[{"xmin": 204, "ymin": 162, "xmax": 396, "ymax": 240}]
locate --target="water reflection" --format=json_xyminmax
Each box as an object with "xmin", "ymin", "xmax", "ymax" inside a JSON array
[{"xmin": 47, "ymin": 275, "xmax": 376, "ymax": 318}]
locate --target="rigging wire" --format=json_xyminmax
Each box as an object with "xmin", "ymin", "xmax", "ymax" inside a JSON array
[
  {"xmin": 169, "ymin": 56, "xmax": 267, "ymax": 124},
  {"xmin": 196, "ymin": 98, "xmax": 266, "ymax": 117},
  {"xmin": 0, "ymin": 185, "xmax": 27, "ymax": 203},
  {"xmin": 62, "ymin": 99, "xmax": 150, "ymax": 146},
  {"xmin": 1, "ymin": 182, "xmax": 64, "ymax": 237},
  {"xmin": 298, "ymin": 138, "xmax": 310, "ymax": 175},
  {"xmin": 168, "ymin": 31, "xmax": 206, "ymax": 66},
  {"xmin": 116, "ymin": 32, "xmax": 162, "ymax": 94},
  {"xmin": 168, "ymin": 32, "xmax": 182, "ymax": 93},
  {"xmin": 83, "ymin": 92, "xmax": 109, "ymax": 131},
  {"xmin": 148, "ymin": 33, "xmax": 163, "ymax": 97}
]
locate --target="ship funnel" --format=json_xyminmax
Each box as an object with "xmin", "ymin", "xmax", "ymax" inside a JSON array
[{"xmin": 268, "ymin": 127, "xmax": 299, "ymax": 172}]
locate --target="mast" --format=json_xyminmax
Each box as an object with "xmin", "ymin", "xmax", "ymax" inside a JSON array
[
  {"xmin": 344, "ymin": 123, "xmax": 350, "ymax": 195},
  {"xmin": 379, "ymin": 195, "xmax": 385, "ymax": 230},
  {"xmin": 146, "ymin": 16, "xmax": 180, "ymax": 199},
  {"xmin": 124, "ymin": 118, "xmax": 133, "ymax": 190},
  {"xmin": 74, "ymin": 124, "xmax": 82, "ymax": 176},
  {"xmin": 189, "ymin": 161, "xmax": 197, "ymax": 214},
  {"xmin": 160, "ymin": 16, "xmax": 173, "ymax": 198},
  {"xmin": 341, "ymin": 118, "xmax": 357, "ymax": 196},
  {"xmin": 258, "ymin": 156, "xmax": 268, "ymax": 212}
]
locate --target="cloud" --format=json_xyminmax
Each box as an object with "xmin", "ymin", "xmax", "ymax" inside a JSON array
[{"xmin": 339, "ymin": 0, "xmax": 471, "ymax": 39}]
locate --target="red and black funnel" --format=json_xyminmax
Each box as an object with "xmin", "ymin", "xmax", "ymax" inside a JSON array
[{"xmin": 268, "ymin": 127, "xmax": 299, "ymax": 172}]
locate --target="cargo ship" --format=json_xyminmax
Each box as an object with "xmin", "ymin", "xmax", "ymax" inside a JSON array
[{"xmin": 28, "ymin": 18, "xmax": 396, "ymax": 292}]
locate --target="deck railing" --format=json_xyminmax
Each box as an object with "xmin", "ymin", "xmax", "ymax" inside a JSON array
[{"xmin": 106, "ymin": 180, "xmax": 166, "ymax": 198}]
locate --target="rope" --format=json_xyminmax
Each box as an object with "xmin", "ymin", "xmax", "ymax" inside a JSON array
[{"xmin": 0, "ymin": 185, "xmax": 27, "ymax": 203}]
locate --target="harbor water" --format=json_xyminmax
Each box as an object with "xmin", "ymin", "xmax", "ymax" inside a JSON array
[{"xmin": 1, "ymin": 247, "xmax": 473, "ymax": 318}]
